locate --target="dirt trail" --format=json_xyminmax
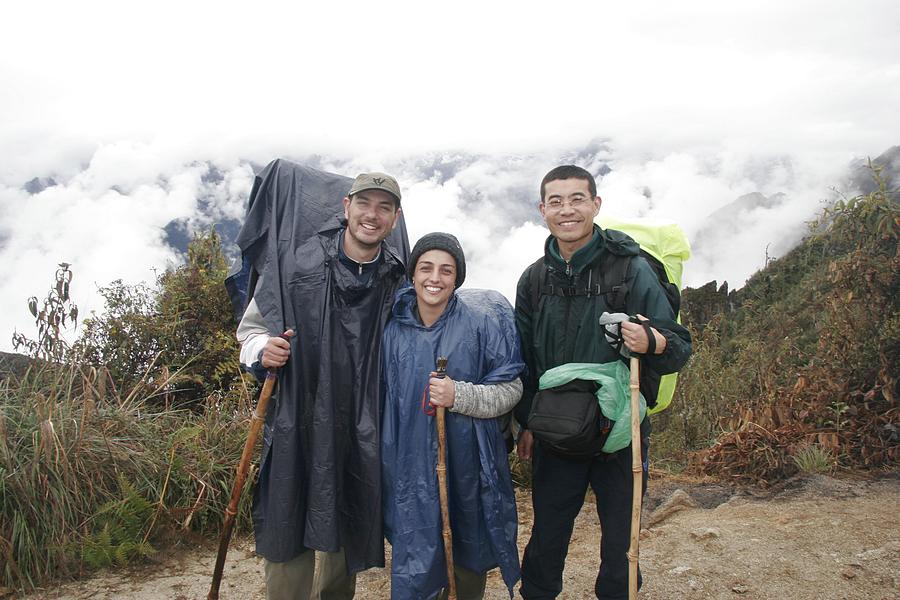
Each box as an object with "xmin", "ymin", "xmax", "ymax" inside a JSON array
[{"xmin": 17, "ymin": 473, "xmax": 899, "ymax": 600}]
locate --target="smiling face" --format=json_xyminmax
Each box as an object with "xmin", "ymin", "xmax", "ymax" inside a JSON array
[
  {"xmin": 342, "ymin": 189, "xmax": 401, "ymax": 261},
  {"xmin": 412, "ymin": 249, "xmax": 457, "ymax": 321},
  {"xmin": 539, "ymin": 177, "xmax": 601, "ymax": 260}
]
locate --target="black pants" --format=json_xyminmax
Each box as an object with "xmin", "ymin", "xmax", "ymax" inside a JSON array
[{"xmin": 520, "ymin": 418, "xmax": 650, "ymax": 600}]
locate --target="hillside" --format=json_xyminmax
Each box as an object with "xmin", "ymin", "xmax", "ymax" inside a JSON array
[{"xmin": 669, "ymin": 168, "xmax": 898, "ymax": 483}]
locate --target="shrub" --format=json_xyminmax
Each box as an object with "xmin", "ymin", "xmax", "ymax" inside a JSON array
[
  {"xmin": 0, "ymin": 358, "xmax": 258, "ymax": 592},
  {"xmin": 692, "ymin": 169, "xmax": 899, "ymax": 483},
  {"xmin": 11, "ymin": 263, "xmax": 79, "ymax": 361},
  {"xmin": 75, "ymin": 229, "xmax": 241, "ymax": 407},
  {"xmin": 791, "ymin": 444, "xmax": 835, "ymax": 475}
]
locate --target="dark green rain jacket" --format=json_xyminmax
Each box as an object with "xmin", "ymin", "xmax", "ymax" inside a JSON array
[{"xmin": 513, "ymin": 225, "xmax": 692, "ymax": 428}]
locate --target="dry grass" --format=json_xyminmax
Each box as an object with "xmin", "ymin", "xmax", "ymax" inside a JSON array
[{"xmin": 0, "ymin": 357, "xmax": 258, "ymax": 592}]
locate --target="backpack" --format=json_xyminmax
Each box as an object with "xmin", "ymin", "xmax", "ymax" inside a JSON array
[{"xmin": 528, "ymin": 219, "xmax": 690, "ymax": 413}]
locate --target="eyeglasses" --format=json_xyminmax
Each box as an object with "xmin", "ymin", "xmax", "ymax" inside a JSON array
[{"xmin": 543, "ymin": 196, "xmax": 592, "ymax": 211}]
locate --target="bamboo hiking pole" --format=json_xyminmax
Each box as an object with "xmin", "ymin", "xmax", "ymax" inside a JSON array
[
  {"xmin": 208, "ymin": 356, "xmax": 282, "ymax": 600},
  {"xmin": 627, "ymin": 355, "xmax": 642, "ymax": 600},
  {"xmin": 434, "ymin": 356, "xmax": 457, "ymax": 600}
]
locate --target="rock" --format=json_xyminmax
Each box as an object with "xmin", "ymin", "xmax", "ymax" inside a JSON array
[
  {"xmin": 803, "ymin": 474, "xmax": 860, "ymax": 498},
  {"xmin": 840, "ymin": 567, "xmax": 858, "ymax": 580},
  {"xmin": 856, "ymin": 540, "xmax": 900, "ymax": 561},
  {"xmin": 667, "ymin": 565, "xmax": 692, "ymax": 575},
  {"xmin": 646, "ymin": 489, "xmax": 699, "ymax": 527},
  {"xmin": 691, "ymin": 527, "xmax": 721, "ymax": 540},
  {"xmin": 732, "ymin": 583, "xmax": 750, "ymax": 593},
  {"xmin": 724, "ymin": 495, "xmax": 749, "ymax": 507}
]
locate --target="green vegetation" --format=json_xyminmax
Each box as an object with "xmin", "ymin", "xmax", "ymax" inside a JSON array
[
  {"xmin": 655, "ymin": 167, "xmax": 898, "ymax": 483},
  {"xmin": 1, "ymin": 230, "xmax": 259, "ymax": 592},
  {"xmin": 791, "ymin": 444, "xmax": 835, "ymax": 475},
  {"xmin": 75, "ymin": 229, "xmax": 242, "ymax": 407},
  {"xmin": 0, "ymin": 359, "xmax": 257, "ymax": 590},
  {"xmin": 11, "ymin": 263, "xmax": 78, "ymax": 361}
]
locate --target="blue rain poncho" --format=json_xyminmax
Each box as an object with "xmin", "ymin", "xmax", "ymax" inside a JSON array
[{"xmin": 382, "ymin": 287, "xmax": 524, "ymax": 600}]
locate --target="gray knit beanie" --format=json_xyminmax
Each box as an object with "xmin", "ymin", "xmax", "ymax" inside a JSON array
[{"xmin": 408, "ymin": 232, "xmax": 466, "ymax": 288}]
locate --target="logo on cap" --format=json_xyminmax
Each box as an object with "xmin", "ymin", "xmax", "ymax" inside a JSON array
[{"xmin": 373, "ymin": 177, "xmax": 385, "ymax": 185}]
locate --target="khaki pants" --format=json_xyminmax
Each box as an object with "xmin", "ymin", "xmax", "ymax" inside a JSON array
[
  {"xmin": 437, "ymin": 565, "xmax": 487, "ymax": 600},
  {"xmin": 264, "ymin": 548, "xmax": 357, "ymax": 600}
]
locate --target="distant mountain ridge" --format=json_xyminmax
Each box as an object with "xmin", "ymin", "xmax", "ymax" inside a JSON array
[
  {"xmin": 681, "ymin": 146, "xmax": 900, "ymax": 327},
  {"xmin": 163, "ymin": 145, "xmax": 900, "ymax": 267},
  {"xmin": 849, "ymin": 145, "xmax": 900, "ymax": 196},
  {"xmin": 19, "ymin": 146, "xmax": 899, "ymax": 282}
]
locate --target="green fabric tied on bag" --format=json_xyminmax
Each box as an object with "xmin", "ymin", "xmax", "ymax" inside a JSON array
[{"xmin": 538, "ymin": 362, "xmax": 646, "ymax": 454}]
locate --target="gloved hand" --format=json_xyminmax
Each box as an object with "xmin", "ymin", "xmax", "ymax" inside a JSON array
[
  {"xmin": 600, "ymin": 312, "xmax": 664, "ymax": 357},
  {"xmin": 599, "ymin": 312, "xmax": 631, "ymax": 358}
]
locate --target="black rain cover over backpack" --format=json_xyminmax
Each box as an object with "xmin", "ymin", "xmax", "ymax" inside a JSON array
[{"xmin": 224, "ymin": 159, "xmax": 411, "ymax": 320}]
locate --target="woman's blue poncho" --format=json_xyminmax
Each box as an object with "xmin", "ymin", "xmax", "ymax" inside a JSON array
[{"xmin": 382, "ymin": 287, "xmax": 524, "ymax": 599}]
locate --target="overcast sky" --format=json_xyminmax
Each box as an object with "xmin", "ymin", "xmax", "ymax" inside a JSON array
[{"xmin": 1, "ymin": 1, "xmax": 899, "ymax": 351}]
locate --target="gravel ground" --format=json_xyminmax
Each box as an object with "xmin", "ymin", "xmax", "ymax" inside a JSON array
[{"xmin": 16, "ymin": 472, "xmax": 900, "ymax": 600}]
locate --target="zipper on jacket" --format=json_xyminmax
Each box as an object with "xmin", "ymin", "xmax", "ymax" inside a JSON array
[{"xmin": 563, "ymin": 262, "xmax": 574, "ymax": 362}]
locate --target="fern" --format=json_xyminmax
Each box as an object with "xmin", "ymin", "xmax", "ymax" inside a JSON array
[{"xmin": 75, "ymin": 475, "xmax": 157, "ymax": 569}]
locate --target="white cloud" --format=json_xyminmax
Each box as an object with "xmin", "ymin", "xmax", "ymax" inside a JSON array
[
  {"xmin": 0, "ymin": 139, "xmax": 883, "ymax": 351},
  {"xmin": 0, "ymin": 145, "xmax": 258, "ymax": 350},
  {"xmin": 0, "ymin": 2, "xmax": 898, "ymax": 349}
]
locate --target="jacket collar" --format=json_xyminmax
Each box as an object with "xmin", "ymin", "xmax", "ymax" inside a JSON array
[
  {"xmin": 319, "ymin": 218, "xmax": 405, "ymax": 275},
  {"xmin": 545, "ymin": 225, "xmax": 604, "ymax": 273},
  {"xmin": 338, "ymin": 230, "xmax": 382, "ymax": 274}
]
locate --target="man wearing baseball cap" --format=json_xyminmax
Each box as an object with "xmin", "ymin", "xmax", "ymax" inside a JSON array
[{"xmin": 237, "ymin": 170, "xmax": 406, "ymax": 600}]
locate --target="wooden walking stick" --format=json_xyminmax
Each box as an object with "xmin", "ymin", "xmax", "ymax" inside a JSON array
[
  {"xmin": 627, "ymin": 354, "xmax": 642, "ymax": 600},
  {"xmin": 208, "ymin": 337, "xmax": 286, "ymax": 600},
  {"xmin": 434, "ymin": 356, "xmax": 457, "ymax": 600},
  {"xmin": 599, "ymin": 311, "xmax": 647, "ymax": 599}
]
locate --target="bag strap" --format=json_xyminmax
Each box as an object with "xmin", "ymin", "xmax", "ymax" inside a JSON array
[
  {"xmin": 597, "ymin": 251, "xmax": 632, "ymax": 312},
  {"xmin": 529, "ymin": 252, "xmax": 635, "ymax": 310},
  {"xmin": 529, "ymin": 256, "xmax": 545, "ymax": 310},
  {"xmin": 638, "ymin": 249, "xmax": 681, "ymax": 316}
]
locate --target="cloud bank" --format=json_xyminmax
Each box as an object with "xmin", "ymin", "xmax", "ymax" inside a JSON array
[
  {"xmin": 1, "ymin": 1, "xmax": 898, "ymax": 349},
  {"xmin": 0, "ymin": 140, "xmax": 874, "ymax": 351}
]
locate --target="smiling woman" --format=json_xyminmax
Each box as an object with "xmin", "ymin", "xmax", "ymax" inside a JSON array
[
  {"xmin": 382, "ymin": 230, "xmax": 524, "ymax": 600},
  {"xmin": 407, "ymin": 232, "xmax": 468, "ymax": 327},
  {"xmin": 412, "ymin": 249, "xmax": 457, "ymax": 324}
]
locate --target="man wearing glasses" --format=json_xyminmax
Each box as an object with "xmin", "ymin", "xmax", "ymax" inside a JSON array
[{"xmin": 513, "ymin": 165, "xmax": 692, "ymax": 599}]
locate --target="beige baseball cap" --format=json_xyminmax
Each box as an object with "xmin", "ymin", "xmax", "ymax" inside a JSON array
[{"xmin": 348, "ymin": 172, "xmax": 401, "ymax": 206}]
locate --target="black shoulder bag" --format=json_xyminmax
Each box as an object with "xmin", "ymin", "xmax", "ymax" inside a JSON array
[{"xmin": 527, "ymin": 379, "xmax": 613, "ymax": 458}]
